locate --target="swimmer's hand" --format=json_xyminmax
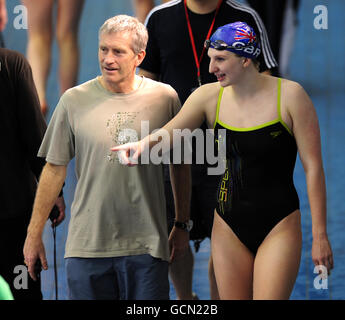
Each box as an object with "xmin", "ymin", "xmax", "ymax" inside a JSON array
[
  {"xmin": 111, "ymin": 140, "xmax": 146, "ymax": 166},
  {"xmin": 312, "ymin": 234, "xmax": 334, "ymax": 276}
]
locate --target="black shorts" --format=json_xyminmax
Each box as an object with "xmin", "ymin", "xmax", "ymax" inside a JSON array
[{"xmin": 165, "ymin": 176, "xmax": 219, "ymax": 244}]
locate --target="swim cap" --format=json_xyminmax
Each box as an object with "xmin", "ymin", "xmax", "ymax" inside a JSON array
[{"xmin": 206, "ymin": 21, "xmax": 261, "ymax": 59}]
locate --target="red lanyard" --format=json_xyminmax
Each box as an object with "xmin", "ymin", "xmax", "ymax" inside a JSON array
[{"xmin": 184, "ymin": 0, "xmax": 223, "ymax": 86}]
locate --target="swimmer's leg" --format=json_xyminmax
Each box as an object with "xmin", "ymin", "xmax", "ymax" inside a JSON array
[
  {"xmin": 211, "ymin": 211, "xmax": 254, "ymax": 299},
  {"xmin": 253, "ymin": 210, "xmax": 302, "ymax": 300}
]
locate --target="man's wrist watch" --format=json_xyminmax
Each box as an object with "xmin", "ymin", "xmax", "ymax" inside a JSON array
[{"xmin": 174, "ymin": 219, "xmax": 193, "ymax": 232}]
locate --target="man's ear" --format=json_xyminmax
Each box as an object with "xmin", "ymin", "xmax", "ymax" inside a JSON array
[{"xmin": 136, "ymin": 50, "xmax": 146, "ymax": 67}]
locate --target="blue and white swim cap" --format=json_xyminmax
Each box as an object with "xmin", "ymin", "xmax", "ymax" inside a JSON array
[{"xmin": 206, "ymin": 21, "xmax": 261, "ymax": 59}]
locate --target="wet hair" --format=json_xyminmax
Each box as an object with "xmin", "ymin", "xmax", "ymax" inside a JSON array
[{"xmin": 98, "ymin": 15, "xmax": 148, "ymax": 54}]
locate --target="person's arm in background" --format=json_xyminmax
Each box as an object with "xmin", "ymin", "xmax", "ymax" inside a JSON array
[
  {"xmin": 0, "ymin": 0, "xmax": 7, "ymax": 31},
  {"xmin": 132, "ymin": 0, "xmax": 171, "ymax": 23},
  {"xmin": 16, "ymin": 51, "xmax": 66, "ymax": 226},
  {"xmin": 168, "ymin": 163, "xmax": 191, "ymax": 262},
  {"xmin": 132, "ymin": 0, "xmax": 154, "ymax": 23}
]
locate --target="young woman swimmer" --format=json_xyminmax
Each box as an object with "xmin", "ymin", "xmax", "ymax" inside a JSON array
[{"xmin": 111, "ymin": 22, "xmax": 333, "ymax": 300}]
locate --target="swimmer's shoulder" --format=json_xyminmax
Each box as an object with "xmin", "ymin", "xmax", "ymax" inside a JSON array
[{"xmin": 187, "ymin": 81, "xmax": 222, "ymax": 105}]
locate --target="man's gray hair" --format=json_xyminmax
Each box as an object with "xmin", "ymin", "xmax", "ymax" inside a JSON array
[{"xmin": 99, "ymin": 15, "xmax": 148, "ymax": 54}]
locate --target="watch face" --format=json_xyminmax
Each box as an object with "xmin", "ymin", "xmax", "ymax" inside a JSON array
[
  {"xmin": 186, "ymin": 220, "xmax": 193, "ymax": 232},
  {"xmin": 174, "ymin": 220, "xmax": 193, "ymax": 231},
  {"xmin": 175, "ymin": 221, "xmax": 186, "ymax": 230}
]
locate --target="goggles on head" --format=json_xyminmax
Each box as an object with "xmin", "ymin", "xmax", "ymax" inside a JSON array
[
  {"xmin": 204, "ymin": 39, "xmax": 254, "ymax": 51},
  {"xmin": 204, "ymin": 39, "xmax": 261, "ymax": 59}
]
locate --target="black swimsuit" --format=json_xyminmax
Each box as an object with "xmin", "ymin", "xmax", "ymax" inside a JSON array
[{"xmin": 214, "ymin": 78, "xmax": 300, "ymax": 255}]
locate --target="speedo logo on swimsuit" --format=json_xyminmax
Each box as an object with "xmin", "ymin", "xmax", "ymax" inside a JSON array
[
  {"xmin": 219, "ymin": 168, "xmax": 229, "ymax": 203},
  {"xmin": 270, "ymin": 130, "xmax": 282, "ymax": 138}
]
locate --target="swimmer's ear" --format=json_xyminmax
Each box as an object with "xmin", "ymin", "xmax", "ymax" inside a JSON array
[{"xmin": 242, "ymin": 57, "xmax": 250, "ymax": 67}]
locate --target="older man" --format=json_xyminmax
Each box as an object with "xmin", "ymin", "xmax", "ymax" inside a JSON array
[{"xmin": 24, "ymin": 15, "xmax": 190, "ymax": 300}]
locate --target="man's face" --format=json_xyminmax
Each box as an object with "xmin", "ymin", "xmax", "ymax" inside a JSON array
[{"xmin": 98, "ymin": 31, "xmax": 142, "ymax": 92}]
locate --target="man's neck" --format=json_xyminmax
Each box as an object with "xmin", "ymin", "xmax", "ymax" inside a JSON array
[
  {"xmin": 186, "ymin": 0, "xmax": 221, "ymax": 14},
  {"xmin": 99, "ymin": 75, "xmax": 142, "ymax": 94}
]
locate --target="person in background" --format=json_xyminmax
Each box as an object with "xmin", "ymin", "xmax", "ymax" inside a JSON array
[
  {"xmin": 21, "ymin": 0, "xmax": 85, "ymax": 116},
  {"xmin": 132, "ymin": 0, "xmax": 170, "ymax": 23},
  {"xmin": 246, "ymin": 0, "xmax": 300, "ymax": 76},
  {"xmin": 0, "ymin": 276, "xmax": 14, "ymax": 300},
  {"xmin": 0, "ymin": 0, "xmax": 7, "ymax": 33},
  {"xmin": 0, "ymin": 47, "xmax": 65, "ymax": 300}
]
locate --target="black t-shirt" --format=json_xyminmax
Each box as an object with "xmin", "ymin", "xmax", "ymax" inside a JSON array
[
  {"xmin": 141, "ymin": 0, "xmax": 277, "ymax": 183},
  {"xmin": 141, "ymin": 0, "xmax": 277, "ymax": 104},
  {"xmin": 0, "ymin": 49, "xmax": 47, "ymax": 220}
]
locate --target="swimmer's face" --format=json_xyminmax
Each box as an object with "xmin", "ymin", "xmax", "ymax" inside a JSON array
[
  {"xmin": 98, "ymin": 31, "xmax": 145, "ymax": 92},
  {"xmin": 208, "ymin": 48, "xmax": 244, "ymax": 87}
]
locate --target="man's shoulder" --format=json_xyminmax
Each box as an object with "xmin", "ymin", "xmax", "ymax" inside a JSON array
[
  {"xmin": 220, "ymin": 0, "xmax": 260, "ymax": 21},
  {"xmin": 142, "ymin": 77, "xmax": 177, "ymax": 96},
  {"xmin": 145, "ymin": 0, "xmax": 182, "ymax": 25},
  {"xmin": 57, "ymin": 78, "xmax": 101, "ymax": 111},
  {"xmin": 62, "ymin": 78, "xmax": 98, "ymax": 98}
]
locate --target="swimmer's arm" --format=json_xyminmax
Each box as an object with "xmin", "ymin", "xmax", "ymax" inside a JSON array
[
  {"xmin": 289, "ymin": 83, "xmax": 327, "ymax": 235},
  {"xmin": 148, "ymin": 85, "xmax": 209, "ymax": 149},
  {"xmin": 111, "ymin": 84, "xmax": 209, "ymax": 163},
  {"xmin": 288, "ymin": 83, "xmax": 333, "ymax": 269},
  {"xmin": 139, "ymin": 69, "xmax": 208, "ymax": 137}
]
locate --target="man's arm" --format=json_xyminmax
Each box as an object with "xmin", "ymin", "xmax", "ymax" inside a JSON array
[
  {"xmin": 168, "ymin": 163, "xmax": 191, "ymax": 262},
  {"xmin": 24, "ymin": 163, "xmax": 67, "ymax": 280}
]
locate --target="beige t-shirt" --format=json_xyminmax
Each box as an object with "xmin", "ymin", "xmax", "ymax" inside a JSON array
[{"xmin": 38, "ymin": 76, "xmax": 181, "ymax": 261}]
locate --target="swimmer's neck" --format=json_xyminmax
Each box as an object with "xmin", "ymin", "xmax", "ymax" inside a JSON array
[
  {"xmin": 186, "ymin": 0, "xmax": 220, "ymax": 14},
  {"xmin": 227, "ymin": 71, "xmax": 267, "ymax": 101}
]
